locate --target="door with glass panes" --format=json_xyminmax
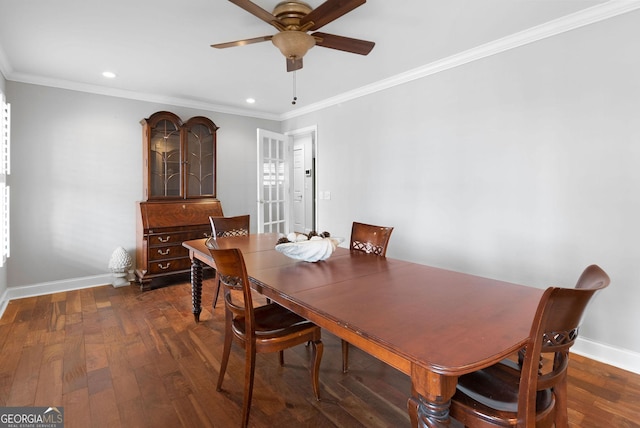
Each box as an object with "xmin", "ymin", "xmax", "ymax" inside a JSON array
[{"xmin": 257, "ymin": 129, "xmax": 290, "ymax": 233}]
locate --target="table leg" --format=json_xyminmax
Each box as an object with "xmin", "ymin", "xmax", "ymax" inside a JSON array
[
  {"xmin": 409, "ymin": 365, "xmax": 462, "ymax": 428},
  {"xmin": 191, "ymin": 258, "xmax": 203, "ymax": 322}
]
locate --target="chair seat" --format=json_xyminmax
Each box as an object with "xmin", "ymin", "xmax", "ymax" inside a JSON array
[
  {"xmin": 233, "ymin": 303, "xmax": 317, "ymax": 338},
  {"xmin": 454, "ymin": 360, "xmax": 553, "ymax": 414}
]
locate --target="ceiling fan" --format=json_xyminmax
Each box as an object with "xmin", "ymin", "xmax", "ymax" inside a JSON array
[{"xmin": 212, "ymin": 0, "xmax": 375, "ymax": 72}]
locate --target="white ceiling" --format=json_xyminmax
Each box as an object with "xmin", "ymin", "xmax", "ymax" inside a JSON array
[{"xmin": 0, "ymin": 0, "xmax": 621, "ymax": 119}]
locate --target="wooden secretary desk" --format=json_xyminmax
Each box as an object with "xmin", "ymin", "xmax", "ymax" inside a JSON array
[{"xmin": 135, "ymin": 111, "xmax": 223, "ymax": 291}]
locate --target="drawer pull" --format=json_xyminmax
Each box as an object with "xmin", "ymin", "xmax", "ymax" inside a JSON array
[
  {"xmin": 203, "ymin": 232, "xmax": 211, "ymax": 237},
  {"xmin": 158, "ymin": 236, "xmax": 171, "ymax": 243},
  {"xmin": 158, "ymin": 249, "xmax": 170, "ymax": 256},
  {"xmin": 158, "ymin": 262, "xmax": 171, "ymax": 270}
]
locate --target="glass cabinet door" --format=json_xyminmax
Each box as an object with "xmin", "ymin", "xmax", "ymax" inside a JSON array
[
  {"xmin": 185, "ymin": 117, "xmax": 218, "ymax": 198},
  {"xmin": 142, "ymin": 111, "xmax": 218, "ymax": 201},
  {"xmin": 149, "ymin": 118, "xmax": 182, "ymax": 198}
]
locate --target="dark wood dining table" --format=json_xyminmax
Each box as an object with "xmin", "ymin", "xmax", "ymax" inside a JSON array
[{"xmin": 183, "ymin": 233, "xmax": 543, "ymax": 428}]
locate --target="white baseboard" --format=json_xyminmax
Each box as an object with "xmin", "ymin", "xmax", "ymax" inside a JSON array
[
  {"xmin": 573, "ymin": 337, "xmax": 640, "ymax": 375},
  {"xmin": 0, "ymin": 290, "xmax": 9, "ymax": 321},
  {"xmin": 1, "ymin": 276, "xmax": 639, "ymax": 376},
  {"xmin": 0, "ymin": 274, "xmax": 114, "ymax": 319}
]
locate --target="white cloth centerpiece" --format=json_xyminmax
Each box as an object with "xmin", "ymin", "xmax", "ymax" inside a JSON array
[{"xmin": 275, "ymin": 234, "xmax": 343, "ymax": 262}]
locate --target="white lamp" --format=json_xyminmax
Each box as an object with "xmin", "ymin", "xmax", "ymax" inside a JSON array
[{"xmin": 108, "ymin": 246, "xmax": 132, "ymax": 287}]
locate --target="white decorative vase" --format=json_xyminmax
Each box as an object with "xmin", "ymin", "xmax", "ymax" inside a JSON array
[{"xmin": 108, "ymin": 246, "xmax": 132, "ymax": 287}]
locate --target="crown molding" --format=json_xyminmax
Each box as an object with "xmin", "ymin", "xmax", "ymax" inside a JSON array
[
  {"xmin": 2, "ymin": 1, "xmax": 639, "ymax": 121},
  {"xmin": 280, "ymin": 0, "xmax": 640, "ymax": 120},
  {"xmin": 5, "ymin": 71, "xmax": 281, "ymax": 121}
]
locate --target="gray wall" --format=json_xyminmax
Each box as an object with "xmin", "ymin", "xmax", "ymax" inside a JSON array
[
  {"xmin": 5, "ymin": 82, "xmax": 279, "ymax": 287},
  {"xmin": 283, "ymin": 11, "xmax": 640, "ymax": 356}
]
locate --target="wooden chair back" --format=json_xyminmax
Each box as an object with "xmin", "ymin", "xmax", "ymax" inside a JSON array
[
  {"xmin": 574, "ymin": 264, "xmax": 609, "ymax": 289},
  {"xmin": 350, "ymin": 221, "xmax": 394, "ymax": 256},
  {"xmin": 210, "ymin": 215, "xmax": 250, "ymax": 238},
  {"xmin": 208, "ymin": 247, "xmax": 323, "ymax": 427},
  {"xmin": 209, "ymin": 247, "xmax": 255, "ymax": 332},
  {"xmin": 208, "ymin": 215, "xmax": 250, "ymax": 308},
  {"xmin": 520, "ymin": 265, "xmax": 609, "ymax": 422}
]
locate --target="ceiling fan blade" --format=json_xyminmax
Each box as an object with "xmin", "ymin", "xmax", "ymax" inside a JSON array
[
  {"xmin": 300, "ymin": 0, "xmax": 366, "ymax": 31},
  {"xmin": 228, "ymin": 0, "xmax": 283, "ymax": 29},
  {"xmin": 287, "ymin": 57, "xmax": 303, "ymax": 72},
  {"xmin": 211, "ymin": 35, "xmax": 273, "ymax": 49},
  {"xmin": 312, "ymin": 32, "xmax": 374, "ymax": 55}
]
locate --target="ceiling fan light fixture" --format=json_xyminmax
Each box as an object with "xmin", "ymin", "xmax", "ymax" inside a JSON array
[{"xmin": 272, "ymin": 31, "xmax": 315, "ymax": 59}]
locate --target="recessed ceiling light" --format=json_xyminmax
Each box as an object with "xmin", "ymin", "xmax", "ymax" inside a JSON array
[
  {"xmin": 246, "ymin": 98, "xmax": 256, "ymax": 104},
  {"xmin": 102, "ymin": 71, "xmax": 117, "ymax": 79}
]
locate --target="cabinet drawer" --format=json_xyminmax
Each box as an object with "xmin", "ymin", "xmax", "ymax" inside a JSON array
[
  {"xmin": 148, "ymin": 229, "xmax": 210, "ymax": 246},
  {"xmin": 148, "ymin": 257, "xmax": 193, "ymax": 275},
  {"xmin": 148, "ymin": 244, "xmax": 190, "ymax": 261}
]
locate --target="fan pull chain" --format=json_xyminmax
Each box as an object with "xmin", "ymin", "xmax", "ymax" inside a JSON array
[{"xmin": 291, "ymin": 70, "xmax": 297, "ymax": 105}]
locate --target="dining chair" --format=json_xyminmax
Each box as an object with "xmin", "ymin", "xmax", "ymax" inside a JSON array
[
  {"xmin": 342, "ymin": 221, "xmax": 394, "ymax": 373},
  {"xmin": 350, "ymin": 221, "xmax": 394, "ymax": 256},
  {"xmin": 517, "ymin": 264, "xmax": 608, "ymax": 367},
  {"xmin": 209, "ymin": 247, "xmax": 323, "ymax": 428},
  {"xmin": 449, "ymin": 264, "xmax": 610, "ymax": 428},
  {"xmin": 209, "ymin": 215, "xmax": 250, "ymax": 308}
]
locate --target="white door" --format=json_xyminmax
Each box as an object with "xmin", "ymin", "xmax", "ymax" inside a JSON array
[
  {"xmin": 290, "ymin": 128, "xmax": 316, "ymax": 234},
  {"xmin": 257, "ymin": 129, "xmax": 290, "ymax": 233},
  {"xmin": 292, "ymin": 145, "xmax": 305, "ymax": 233}
]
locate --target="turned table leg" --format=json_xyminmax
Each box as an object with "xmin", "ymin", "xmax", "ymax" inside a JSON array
[
  {"xmin": 408, "ymin": 365, "xmax": 462, "ymax": 428},
  {"xmin": 191, "ymin": 258, "xmax": 203, "ymax": 322}
]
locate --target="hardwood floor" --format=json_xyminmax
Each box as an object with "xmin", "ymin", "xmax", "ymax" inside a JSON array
[{"xmin": 1, "ymin": 279, "xmax": 639, "ymax": 427}]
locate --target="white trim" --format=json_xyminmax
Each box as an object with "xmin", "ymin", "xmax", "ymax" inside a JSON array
[
  {"xmin": 5, "ymin": 274, "xmax": 113, "ymax": 300},
  {"xmin": 0, "ymin": 274, "xmax": 114, "ymax": 319},
  {"xmin": 0, "ymin": 289, "xmax": 8, "ymax": 320},
  {"xmin": 1, "ymin": 97, "xmax": 9, "ymax": 175},
  {"xmin": 3, "ymin": 1, "xmax": 639, "ymax": 121},
  {"xmin": 0, "ymin": 94, "xmax": 9, "ymax": 267},
  {"xmin": 573, "ymin": 336, "xmax": 640, "ymax": 375},
  {"xmin": 282, "ymin": 1, "xmax": 640, "ymax": 120},
  {"xmin": 6, "ymin": 72, "xmax": 281, "ymax": 122}
]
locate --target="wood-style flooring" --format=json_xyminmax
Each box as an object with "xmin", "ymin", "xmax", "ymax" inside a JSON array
[{"xmin": 1, "ymin": 278, "xmax": 639, "ymax": 427}]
